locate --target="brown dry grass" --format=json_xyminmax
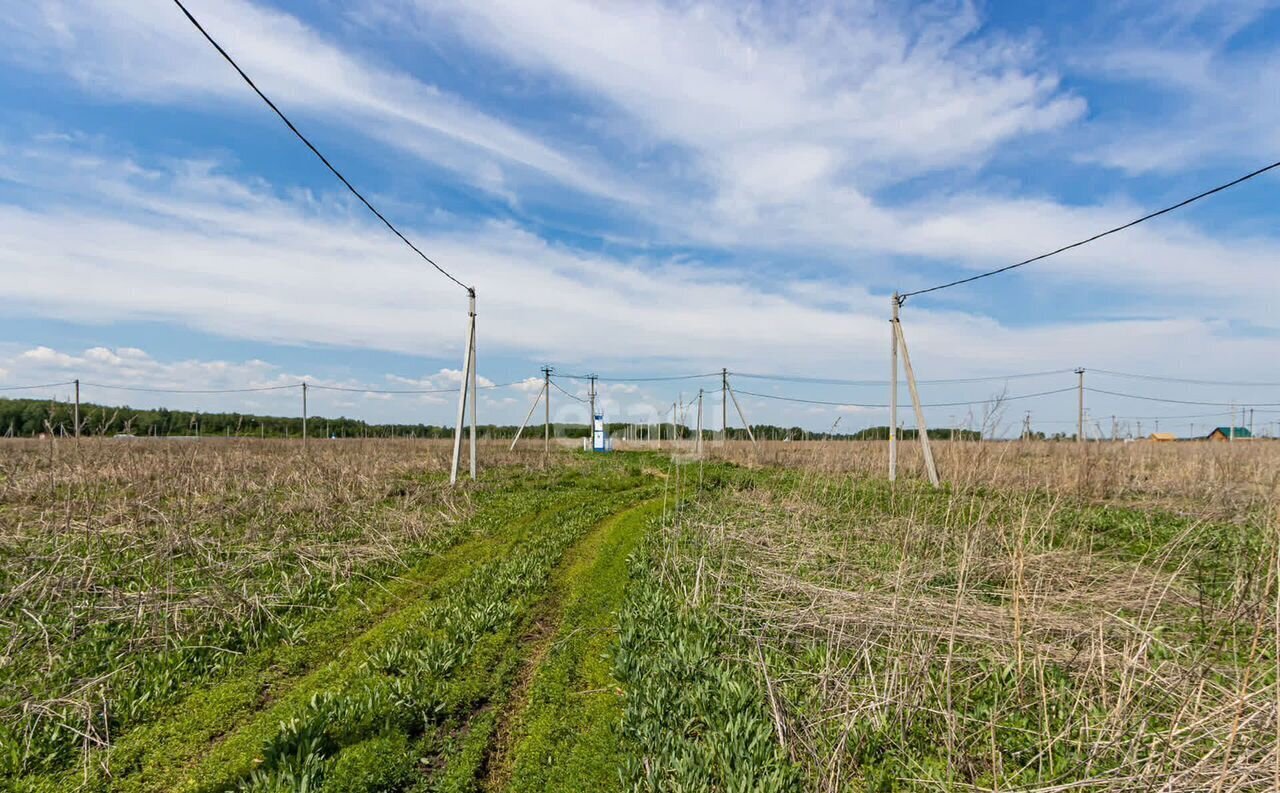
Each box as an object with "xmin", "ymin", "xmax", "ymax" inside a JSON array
[{"xmin": 653, "ymin": 440, "xmax": 1280, "ymax": 789}]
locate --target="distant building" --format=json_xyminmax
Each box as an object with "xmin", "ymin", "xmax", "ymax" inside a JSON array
[
  {"xmin": 1149, "ymin": 432, "xmax": 1176, "ymax": 442},
  {"xmin": 1206, "ymin": 427, "xmax": 1251, "ymax": 441}
]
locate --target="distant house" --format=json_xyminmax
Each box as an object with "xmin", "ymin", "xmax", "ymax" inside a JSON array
[
  {"xmin": 1149, "ymin": 432, "xmax": 1176, "ymax": 442},
  {"xmin": 1207, "ymin": 427, "xmax": 1251, "ymax": 441}
]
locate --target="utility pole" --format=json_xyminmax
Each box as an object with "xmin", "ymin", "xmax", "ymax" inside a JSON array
[
  {"xmin": 1022, "ymin": 411, "xmax": 1031, "ymax": 441},
  {"xmin": 1230, "ymin": 403, "xmax": 1236, "ymax": 443},
  {"xmin": 542, "ymin": 366, "xmax": 552, "ymax": 455},
  {"xmin": 696, "ymin": 389, "xmax": 704, "ymax": 456},
  {"xmin": 589, "ymin": 374, "xmax": 598, "ymax": 450},
  {"xmin": 450, "ymin": 288, "xmax": 478, "ymax": 484},
  {"xmin": 889, "ymin": 293, "xmax": 899, "ymax": 481},
  {"xmin": 301, "ymin": 381, "xmax": 308, "ymax": 449},
  {"xmin": 1249, "ymin": 407, "xmax": 1254, "ymax": 437},
  {"xmin": 1075, "ymin": 368, "xmax": 1085, "ymax": 443},
  {"xmin": 721, "ymin": 368, "xmax": 728, "ymax": 444},
  {"xmin": 73, "ymin": 379, "xmax": 80, "ymax": 442},
  {"xmin": 1111, "ymin": 415, "xmax": 1117, "ymax": 442}
]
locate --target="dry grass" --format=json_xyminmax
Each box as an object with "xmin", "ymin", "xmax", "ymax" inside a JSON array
[
  {"xmin": 0, "ymin": 438, "xmax": 549, "ymax": 774},
  {"xmin": 654, "ymin": 442, "xmax": 1280, "ymax": 790},
  {"xmin": 701, "ymin": 438, "xmax": 1280, "ymax": 518}
]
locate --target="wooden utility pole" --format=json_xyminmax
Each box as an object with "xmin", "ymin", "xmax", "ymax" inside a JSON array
[
  {"xmin": 1075, "ymin": 368, "xmax": 1085, "ymax": 443},
  {"xmin": 889, "ymin": 294, "xmax": 899, "ymax": 481},
  {"xmin": 73, "ymin": 379, "xmax": 80, "ymax": 442}
]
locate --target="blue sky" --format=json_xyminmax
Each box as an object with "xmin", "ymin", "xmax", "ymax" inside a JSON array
[{"xmin": 1, "ymin": 0, "xmax": 1278, "ymax": 436}]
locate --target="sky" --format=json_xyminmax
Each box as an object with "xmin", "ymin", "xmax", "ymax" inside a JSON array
[{"xmin": 1, "ymin": 0, "xmax": 1278, "ymax": 437}]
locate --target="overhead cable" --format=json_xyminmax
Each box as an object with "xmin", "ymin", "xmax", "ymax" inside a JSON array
[
  {"xmin": 899, "ymin": 158, "xmax": 1280, "ymax": 300},
  {"xmin": 170, "ymin": 0, "xmax": 469, "ymax": 292},
  {"xmin": 80, "ymin": 381, "xmax": 298, "ymax": 394},
  {"xmin": 733, "ymin": 386, "xmax": 1076, "ymax": 409},
  {"xmin": 1090, "ymin": 369, "xmax": 1280, "ymax": 387},
  {"xmin": 730, "ymin": 369, "xmax": 1074, "ymax": 386},
  {"xmin": 0, "ymin": 381, "xmax": 76, "ymax": 391},
  {"xmin": 1086, "ymin": 387, "xmax": 1280, "ymax": 407}
]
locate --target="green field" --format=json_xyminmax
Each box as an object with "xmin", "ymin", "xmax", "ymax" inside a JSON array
[{"xmin": 1, "ymin": 440, "xmax": 1276, "ymax": 791}]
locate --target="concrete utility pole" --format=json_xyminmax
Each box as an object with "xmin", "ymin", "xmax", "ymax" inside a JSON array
[
  {"xmin": 450, "ymin": 288, "xmax": 478, "ymax": 484},
  {"xmin": 889, "ymin": 293, "xmax": 899, "ymax": 481},
  {"xmin": 543, "ymin": 366, "xmax": 552, "ymax": 455},
  {"xmin": 589, "ymin": 375, "xmax": 598, "ymax": 449},
  {"xmin": 892, "ymin": 314, "xmax": 938, "ymax": 486},
  {"xmin": 721, "ymin": 368, "xmax": 728, "ymax": 444},
  {"xmin": 1230, "ymin": 403, "xmax": 1236, "ymax": 443},
  {"xmin": 1075, "ymin": 368, "xmax": 1085, "ymax": 443},
  {"xmin": 696, "ymin": 388, "xmax": 704, "ymax": 456},
  {"xmin": 1111, "ymin": 415, "xmax": 1117, "ymax": 442},
  {"xmin": 73, "ymin": 379, "xmax": 80, "ymax": 442},
  {"xmin": 302, "ymin": 381, "xmax": 308, "ymax": 449}
]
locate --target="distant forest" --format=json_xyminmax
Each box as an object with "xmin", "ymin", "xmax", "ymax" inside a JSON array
[{"xmin": 0, "ymin": 397, "xmax": 983, "ymax": 441}]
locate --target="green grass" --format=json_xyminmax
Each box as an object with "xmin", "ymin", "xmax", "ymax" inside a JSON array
[{"xmin": 501, "ymin": 498, "xmax": 665, "ymax": 793}]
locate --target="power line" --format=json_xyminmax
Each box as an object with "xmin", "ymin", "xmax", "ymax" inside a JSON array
[
  {"xmin": 0, "ymin": 381, "xmax": 76, "ymax": 391},
  {"xmin": 310, "ymin": 380, "xmax": 522, "ymax": 394},
  {"xmin": 733, "ymin": 386, "xmax": 1076, "ymax": 409},
  {"xmin": 80, "ymin": 381, "xmax": 299, "ymax": 394},
  {"xmin": 170, "ymin": 0, "xmax": 469, "ymax": 292},
  {"xmin": 1090, "ymin": 369, "xmax": 1280, "ymax": 387},
  {"xmin": 555, "ymin": 372, "xmax": 721, "ymax": 383},
  {"xmin": 1086, "ymin": 387, "xmax": 1280, "ymax": 407},
  {"xmin": 730, "ymin": 368, "xmax": 1074, "ymax": 386},
  {"xmin": 549, "ymin": 379, "xmax": 588, "ymax": 403},
  {"xmin": 899, "ymin": 158, "xmax": 1280, "ymax": 300}
]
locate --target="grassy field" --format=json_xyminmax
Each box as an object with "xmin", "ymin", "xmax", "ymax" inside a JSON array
[{"xmin": 2, "ymin": 438, "xmax": 1276, "ymax": 791}]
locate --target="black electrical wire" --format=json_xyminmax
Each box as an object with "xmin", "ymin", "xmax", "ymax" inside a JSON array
[
  {"xmin": 555, "ymin": 372, "xmax": 722, "ymax": 383},
  {"xmin": 549, "ymin": 379, "xmax": 588, "ymax": 403},
  {"xmin": 733, "ymin": 385, "xmax": 1076, "ymax": 409},
  {"xmin": 0, "ymin": 381, "xmax": 76, "ymax": 391},
  {"xmin": 80, "ymin": 381, "xmax": 299, "ymax": 394},
  {"xmin": 170, "ymin": 0, "xmax": 469, "ymax": 292},
  {"xmin": 309, "ymin": 380, "xmax": 522, "ymax": 394},
  {"xmin": 730, "ymin": 369, "xmax": 1074, "ymax": 386},
  {"xmin": 1090, "ymin": 369, "xmax": 1280, "ymax": 387},
  {"xmin": 899, "ymin": 159, "xmax": 1280, "ymax": 300},
  {"xmin": 1086, "ymin": 387, "xmax": 1280, "ymax": 407}
]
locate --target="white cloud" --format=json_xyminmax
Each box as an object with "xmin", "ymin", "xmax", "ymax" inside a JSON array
[
  {"xmin": 2, "ymin": 138, "xmax": 1278, "ymax": 392},
  {"xmin": 0, "ymin": 0, "xmax": 630, "ymax": 203},
  {"xmin": 403, "ymin": 0, "xmax": 1083, "ymax": 236}
]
